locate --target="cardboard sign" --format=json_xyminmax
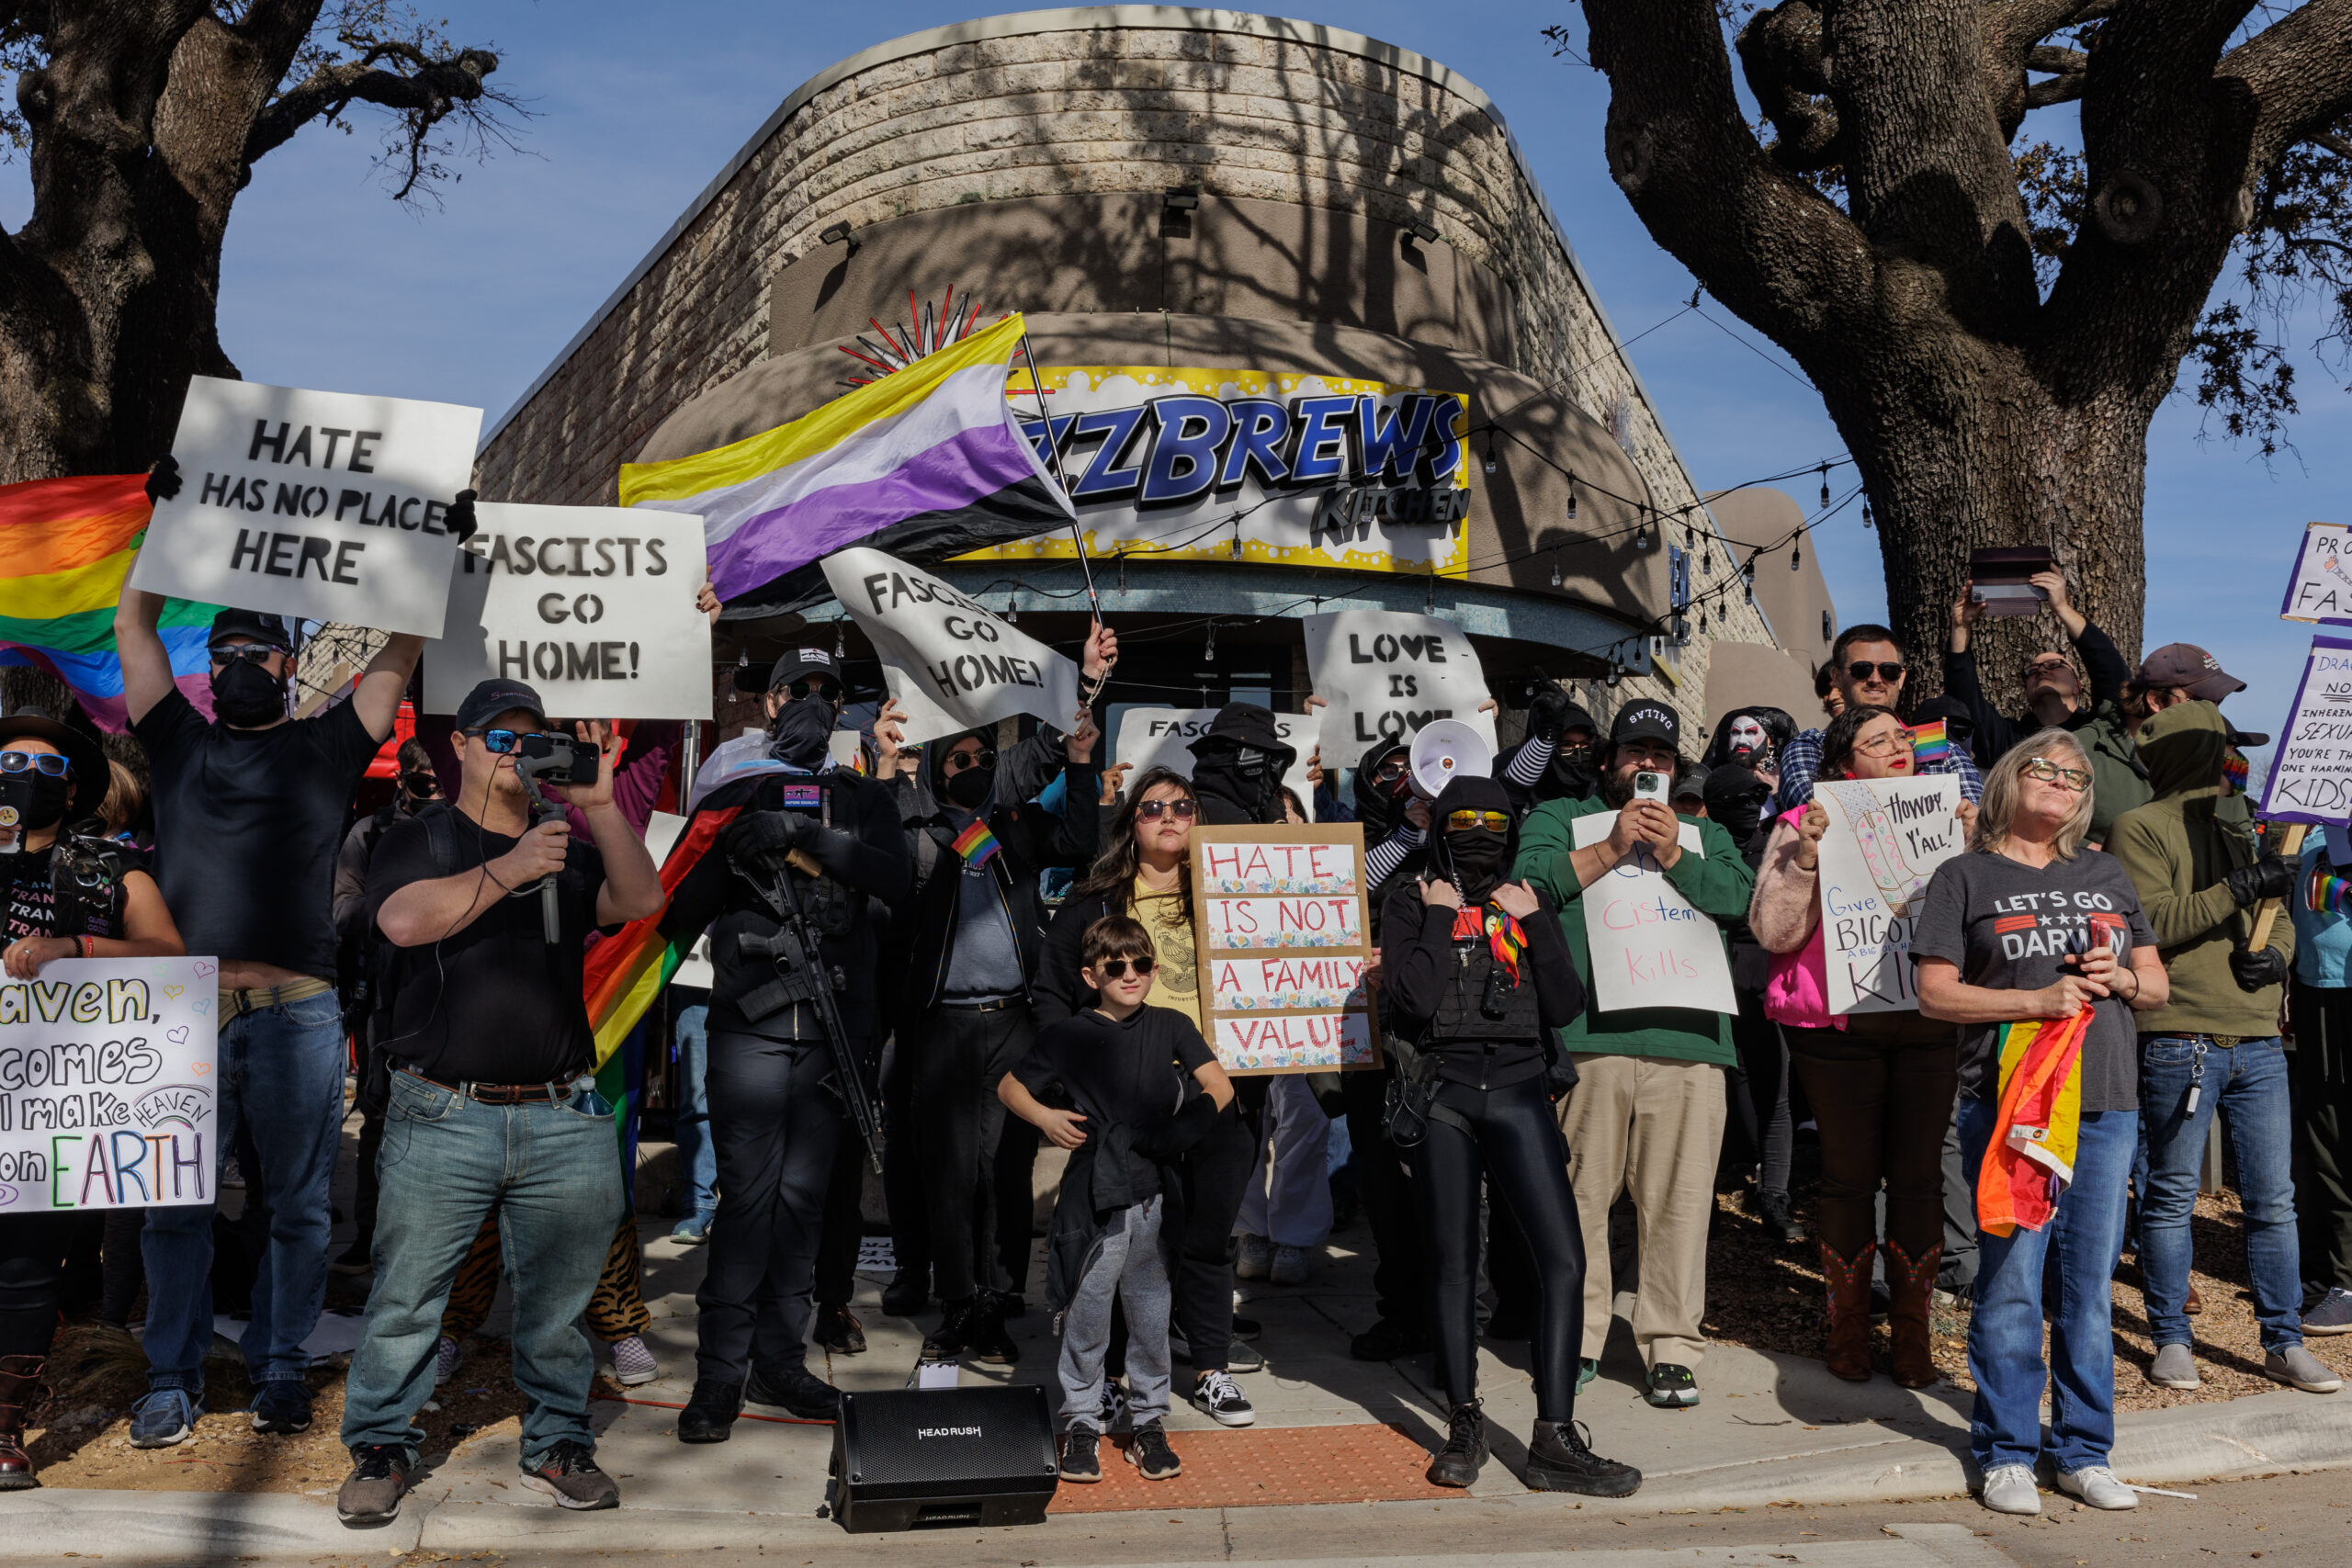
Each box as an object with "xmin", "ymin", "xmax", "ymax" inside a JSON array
[
  {"xmin": 2259, "ymin": 633, "xmax": 2352, "ymax": 824},
  {"xmin": 820, "ymin": 547, "xmax": 1081, "ymax": 747},
  {"xmin": 0, "ymin": 957, "xmax": 218, "ymax": 1212},
  {"xmin": 1567, "ymin": 812, "xmax": 1736, "ymax": 1014},
  {"xmin": 1190, "ymin": 826, "xmax": 1380, "ymax": 1075},
  {"xmin": 1811, "ymin": 776, "xmax": 1965, "ymax": 1013},
  {"xmin": 1302, "ymin": 609, "xmax": 1495, "ymax": 761},
  {"xmin": 1114, "ymin": 707, "xmax": 1319, "ymax": 807},
  {"xmin": 2279, "ymin": 522, "xmax": 2352, "ymax": 625},
  {"xmin": 130, "ymin": 377, "xmax": 481, "ymax": 637}
]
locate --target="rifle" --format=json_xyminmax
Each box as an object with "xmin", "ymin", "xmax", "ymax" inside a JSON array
[{"xmin": 733, "ymin": 848, "xmax": 884, "ymax": 1172}]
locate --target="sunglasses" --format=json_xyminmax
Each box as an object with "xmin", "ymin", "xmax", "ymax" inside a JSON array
[
  {"xmin": 1136, "ymin": 797, "xmax": 1198, "ymax": 821},
  {"xmin": 1094, "ymin": 955, "xmax": 1158, "ymax": 979},
  {"xmin": 1445, "ymin": 809, "xmax": 1511, "ymax": 831},
  {"xmin": 943, "ymin": 748, "xmax": 997, "ymax": 774},
  {"xmin": 1371, "ymin": 757, "xmax": 1409, "ymax": 783},
  {"xmin": 2023, "ymin": 757, "xmax": 2092, "ymax": 793},
  {"xmin": 209, "ymin": 644, "xmax": 283, "ymax": 668},
  {"xmin": 399, "ymin": 770, "xmax": 438, "ymax": 795},
  {"xmin": 472, "ymin": 728, "xmax": 555, "ymax": 756},
  {"xmin": 775, "ymin": 676, "xmax": 842, "ymax": 703},
  {"xmin": 0, "ymin": 751, "xmax": 70, "ymax": 778},
  {"xmin": 1845, "ymin": 660, "xmax": 1908, "ymax": 684}
]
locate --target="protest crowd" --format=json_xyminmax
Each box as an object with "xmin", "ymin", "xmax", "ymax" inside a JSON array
[{"xmin": 0, "ymin": 405, "xmax": 2347, "ymax": 1537}]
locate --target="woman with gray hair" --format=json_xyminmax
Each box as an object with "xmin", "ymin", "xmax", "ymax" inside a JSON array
[{"xmin": 1908, "ymin": 731, "xmax": 2169, "ymax": 1517}]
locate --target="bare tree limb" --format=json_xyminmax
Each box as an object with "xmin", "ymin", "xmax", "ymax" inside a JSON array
[
  {"xmin": 2222, "ymin": 0, "xmax": 2352, "ymax": 176},
  {"xmin": 244, "ymin": 41, "xmax": 498, "ymax": 170}
]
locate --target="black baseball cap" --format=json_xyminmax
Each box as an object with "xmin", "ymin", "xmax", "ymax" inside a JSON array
[
  {"xmin": 206, "ymin": 609, "xmax": 294, "ymax": 654},
  {"xmin": 766, "ymin": 647, "xmax": 842, "ymax": 693},
  {"xmin": 1671, "ymin": 764, "xmax": 1710, "ymax": 806},
  {"xmin": 1611, "ymin": 699, "xmax": 1680, "ymax": 750},
  {"xmin": 455, "ymin": 679, "xmax": 548, "ymax": 733}
]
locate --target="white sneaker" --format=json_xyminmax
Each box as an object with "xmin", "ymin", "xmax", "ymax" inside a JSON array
[
  {"xmin": 1234, "ymin": 1234, "xmax": 1273, "ymax": 1280},
  {"xmin": 434, "ymin": 1336, "xmax": 460, "ymax": 1387},
  {"xmin": 1270, "ymin": 1244, "xmax": 1310, "ymax": 1286},
  {"xmin": 2266, "ymin": 1345, "xmax": 2344, "ymax": 1393},
  {"xmin": 1979, "ymin": 1463, "xmax": 2041, "ymax": 1515},
  {"xmin": 2056, "ymin": 1466, "xmax": 2138, "ymax": 1510},
  {"xmin": 609, "ymin": 1334, "xmax": 659, "ymax": 1386},
  {"xmin": 2146, "ymin": 1342, "xmax": 2201, "ymax": 1389}
]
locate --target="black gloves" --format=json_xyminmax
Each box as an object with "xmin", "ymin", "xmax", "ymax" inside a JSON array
[
  {"xmin": 446, "ymin": 488, "xmax": 480, "ymax": 545},
  {"xmin": 720, "ymin": 809, "xmax": 808, "ymax": 872},
  {"xmin": 1527, "ymin": 685, "xmax": 1572, "ymax": 744},
  {"xmin": 145, "ymin": 455, "xmax": 182, "ymax": 504},
  {"xmin": 2231, "ymin": 946, "xmax": 2290, "ymax": 992},
  {"xmin": 2223, "ymin": 853, "xmax": 2296, "ymax": 908}
]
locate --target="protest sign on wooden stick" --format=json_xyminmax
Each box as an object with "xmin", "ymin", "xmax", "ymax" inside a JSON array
[
  {"xmin": 2258, "ymin": 634, "xmax": 2352, "ymax": 826},
  {"xmin": 1190, "ymin": 825, "xmax": 1380, "ymax": 1075}
]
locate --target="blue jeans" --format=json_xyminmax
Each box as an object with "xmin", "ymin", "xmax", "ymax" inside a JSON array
[
  {"xmin": 341, "ymin": 1071, "xmax": 621, "ymax": 1466},
  {"xmin": 2140, "ymin": 1034, "xmax": 2304, "ymax": 1351},
  {"xmin": 1961, "ymin": 1098, "xmax": 2136, "ymax": 1476},
  {"xmin": 673, "ymin": 1005, "xmax": 717, "ymax": 1220},
  {"xmin": 141, "ymin": 989, "xmax": 346, "ymax": 1391}
]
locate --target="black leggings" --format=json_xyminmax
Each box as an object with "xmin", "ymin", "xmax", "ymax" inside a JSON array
[
  {"xmin": 1413, "ymin": 1073, "xmax": 1587, "ymax": 1420},
  {"xmin": 0, "ymin": 1213, "xmax": 76, "ymax": 1359}
]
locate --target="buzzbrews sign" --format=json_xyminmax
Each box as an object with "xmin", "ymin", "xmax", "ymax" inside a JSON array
[{"xmin": 1190, "ymin": 828, "xmax": 1380, "ymax": 1075}]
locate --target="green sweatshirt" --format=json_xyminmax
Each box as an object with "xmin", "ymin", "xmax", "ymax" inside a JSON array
[
  {"xmin": 2105, "ymin": 701, "xmax": 2292, "ymax": 1038},
  {"xmin": 1515, "ymin": 795, "xmax": 1757, "ymax": 1065}
]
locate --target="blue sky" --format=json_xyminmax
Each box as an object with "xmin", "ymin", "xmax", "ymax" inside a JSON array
[{"xmin": 6, "ymin": 2, "xmax": 2341, "ymax": 748}]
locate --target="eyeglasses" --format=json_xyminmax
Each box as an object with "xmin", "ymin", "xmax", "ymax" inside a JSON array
[
  {"xmin": 1852, "ymin": 731, "xmax": 1910, "ymax": 759},
  {"xmin": 2025, "ymin": 657, "xmax": 2073, "ymax": 675},
  {"xmin": 0, "ymin": 751, "xmax": 70, "ymax": 778},
  {"xmin": 209, "ymin": 645, "xmax": 282, "ymax": 668},
  {"xmin": 1845, "ymin": 660, "xmax": 1908, "ymax": 684},
  {"xmin": 942, "ymin": 748, "xmax": 997, "ymax": 775},
  {"xmin": 1136, "ymin": 797, "xmax": 1197, "ymax": 821},
  {"xmin": 1095, "ymin": 955, "xmax": 1157, "ymax": 979},
  {"xmin": 2022, "ymin": 757, "xmax": 2092, "ymax": 793},
  {"xmin": 1445, "ymin": 809, "xmax": 1511, "ymax": 831},
  {"xmin": 1371, "ymin": 757, "xmax": 1409, "ymax": 783}
]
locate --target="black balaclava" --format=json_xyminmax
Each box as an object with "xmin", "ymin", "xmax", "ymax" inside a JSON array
[
  {"xmin": 1188, "ymin": 705, "xmax": 1296, "ymax": 826},
  {"xmin": 209, "ymin": 659, "xmax": 287, "ymax": 728},
  {"xmin": 1430, "ymin": 776, "xmax": 1517, "ymax": 907},
  {"xmin": 1352, "ymin": 738, "xmax": 1410, "ymax": 838},
  {"xmin": 1702, "ymin": 763, "xmax": 1772, "ymax": 852},
  {"xmin": 767, "ymin": 691, "xmax": 838, "ymax": 770},
  {"xmin": 1532, "ymin": 696, "xmax": 1600, "ymax": 803}
]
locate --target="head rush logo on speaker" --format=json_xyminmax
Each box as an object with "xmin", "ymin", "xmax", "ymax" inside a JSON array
[{"xmin": 916, "ymin": 1425, "xmax": 983, "ymax": 1438}]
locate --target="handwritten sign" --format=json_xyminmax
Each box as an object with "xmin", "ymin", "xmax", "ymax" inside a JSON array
[
  {"xmin": 1302, "ymin": 609, "xmax": 1496, "ymax": 756},
  {"xmin": 1114, "ymin": 707, "xmax": 1320, "ymax": 807},
  {"xmin": 2258, "ymin": 633, "xmax": 2352, "ymax": 825},
  {"xmin": 1190, "ymin": 825, "xmax": 1380, "ymax": 1075},
  {"xmin": 426, "ymin": 504, "xmax": 712, "ymax": 720},
  {"xmin": 2279, "ymin": 522, "xmax": 2352, "ymax": 625},
  {"xmin": 1812, "ymin": 776, "xmax": 1963, "ymax": 1013},
  {"xmin": 1567, "ymin": 812, "xmax": 1736, "ymax": 1015},
  {"xmin": 130, "ymin": 377, "xmax": 481, "ymax": 637},
  {"xmin": 0, "ymin": 957, "xmax": 218, "ymax": 1212}
]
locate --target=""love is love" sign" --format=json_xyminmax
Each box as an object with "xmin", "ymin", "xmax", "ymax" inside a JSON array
[{"xmin": 1189, "ymin": 827, "xmax": 1381, "ymax": 1074}]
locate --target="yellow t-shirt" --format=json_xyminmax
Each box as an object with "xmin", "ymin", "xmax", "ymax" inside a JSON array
[{"xmin": 1132, "ymin": 874, "xmax": 1202, "ymax": 1032}]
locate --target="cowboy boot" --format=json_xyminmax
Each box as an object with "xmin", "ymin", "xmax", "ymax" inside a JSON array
[
  {"xmin": 0, "ymin": 1354, "xmax": 46, "ymax": 1489},
  {"xmin": 1819, "ymin": 1242, "xmax": 1875, "ymax": 1382},
  {"xmin": 1884, "ymin": 1240, "xmax": 1943, "ymax": 1389}
]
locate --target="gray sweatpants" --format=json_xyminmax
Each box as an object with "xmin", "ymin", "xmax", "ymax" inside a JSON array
[{"xmin": 1058, "ymin": 1194, "xmax": 1172, "ymax": 1429}]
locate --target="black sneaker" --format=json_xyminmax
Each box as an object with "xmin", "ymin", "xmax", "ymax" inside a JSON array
[
  {"xmin": 1190, "ymin": 1368, "xmax": 1256, "ymax": 1427},
  {"xmin": 676, "ymin": 1377, "xmax": 744, "ymax": 1443},
  {"xmin": 1754, "ymin": 1190, "xmax": 1810, "ymax": 1245},
  {"xmin": 1125, "ymin": 1419, "xmax": 1182, "ymax": 1480},
  {"xmin": 814, "ymin": 1303, "xmax": 866, "ymax": 1355},
  {"xmin": 746, "ymin": 1365, "xmax": 842, "ymax": 1420},
  {"xmin": 336, "ymin": 1443, "xmax": 413, "ymax": 1527},
  {"xmin": 1425, "ymin": 1399, "xmax": 1487, "ymax": 1488},
  {"xmin": 921, "ymin": 1296, "xmax": 981, "ymax": 1360},
  {"xmin": 1058, "ymin": 1427, "xmax": 1103, "ymax": 1483},
  {"xmin": 881, "ymin": 1270, "xmax": 929, "ymax": 1317},
  {"xmin": 250, "ymin": 1381, "xmax": 312, "ymax": 1435},
  {"xmin": 1645, "ymin": 1363, "xmax": 1700, "ymax": 1408},
  {"xmin": 1350, "ymin": 1317, "xmax": 1431, "ymax": 1361},
  {"xmin": 523, "ymin": 1438, "xmax": 619, "ymax": 1510},
  {"xmin": 1524, "ymin": 1418, "xmax": 1642, "ymax": 1496},
  {"xmin": 967, "ymin": 1294, "xmax": 1021, "ymax": 1366}
]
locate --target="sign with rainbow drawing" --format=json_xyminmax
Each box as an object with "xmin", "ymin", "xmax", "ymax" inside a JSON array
[
  {"xmin": 1189, "ymin": 827, "xmax": 1381, "ymax": 1075},
  {"xmin": 1812, "ymin": 776, "xmax": 1966, "ymax": 1014}
]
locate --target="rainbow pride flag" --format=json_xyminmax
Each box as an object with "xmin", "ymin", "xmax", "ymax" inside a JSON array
[
  {"xmin": 952, "ymin": 817, "xmax": 1001, "ymax": 868},
  {"xmin": 582, "ymin": 804, "xmax": 741, "ymax": 1068},
  {"xmin": 0, "ymin": 475, "xmax": 219, "ymax": 729},
  {"xmin": 618, "ymin": 313, "xmax": 1075, "ymax": 615},
  {"xmin": 1909, "ymin": 720, "xmax": 1951, "ymax": 766},
  {"xmin": 1976, "ymin": 1008, "xmax": 2090, "ymax": 1237}
]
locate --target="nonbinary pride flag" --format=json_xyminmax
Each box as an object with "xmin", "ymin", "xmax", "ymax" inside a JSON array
[
  {"xmin": 617, "ymin": 313, "xmax": 1074, "ymax": 615},
  {"xmin": 0, "ymin": 474, "xmax": 219, "ymax": 730}
]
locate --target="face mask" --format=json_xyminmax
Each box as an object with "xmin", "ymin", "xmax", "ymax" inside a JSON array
[
  {"xmin": 209, "ymin": 658, "xmax": 286, "ymax": 727},
  {"xmin": 0, "ymin": 772, "xmax": 70, "ymax": 852},
  {"xmin": 944, "ymin": 764, "xmax": 992, "ymax": 808},
  {"xmin": 767, "ymin": 696, "xmax": 837, "ymax": 769},
  {"xmin": 1442, "ymin": 828, "xmax": 1511, "ymax": 902},
  {"xmin": 1547, "ymin": 742, "xmax": 1598, "ymax": 800}
]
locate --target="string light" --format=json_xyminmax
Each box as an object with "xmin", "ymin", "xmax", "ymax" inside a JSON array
[
  {"xmin": 1482, "ymin": 433, "xmax": 1498, "ymax": 476},
  {"xmin": 1605, "ymin": 663, "xmax": 1623, "ymax": 688},
  {"xmin": 1204, "ymin": 623, "xmax": 1216, "ymax": 663},
  {"xmin": 1566, "ymin": 474, "xmax": 1578, "ymax": 522},
  {"xmin": 1818, "ymin": 462, "xmax": 1831, "ymax": 507},
  {"xmin": 1862, "ymin": 502, "xmax": 1875, "ymax": 529},
  {"xmin": 1550, "ymin": 556, "xmax": 1563, "ymax": 588},
  {"xmin": 1792, "ymin": 541, "xmax": 1802, "ymax": 571},
  {"xmin": 1634, "ymin": 509, "xmax": 1652, "ymax": 550},
  {"xmin": 1005, "ymin": 595, "xmax": 1019, "ymax": 624},
  {"xmin": 833, "ymin": 621, "xmax": 845, "ymax": 659}
]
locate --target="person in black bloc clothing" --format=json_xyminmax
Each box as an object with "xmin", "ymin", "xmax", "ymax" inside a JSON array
[
  {"xmin": 334, "ymin": 679, "xmax": 663, "ymax": 1526},
  {"xmin": 661, "ymin": 649, "xmax": 911, "ymax": 1441},
  {"xmin": 1380, "ymin": 774, "xmax": 1642, "ymax": 1497}
]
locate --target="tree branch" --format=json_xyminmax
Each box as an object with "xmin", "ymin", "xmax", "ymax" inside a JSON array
[
  {"xmin": 1736, "ymin": 2, "xmax": 1843, "ymax": 172},
  {"xmin": 243, "ymin": 40, "xmax": 497, "ymax": 175},
  {"xmin": 2222, "ymin": 0, "xmax": 2352, "ymax": 177}
]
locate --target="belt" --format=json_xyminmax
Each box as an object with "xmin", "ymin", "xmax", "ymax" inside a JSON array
[
  {"xmin": 399, "ymin": 1069, "xmax": 570, "ymax": 1104},
  {"xmin": 937, "ymin": 997, "xmax": 1019, "ymax": 1013},
  {"xmin": 219, "ymin": 976, "xmax": 334, "ymax": 1019},
  {"xmin": 2142, "ymin": 1032, "xmax": 2249, "ymax": 1049}
]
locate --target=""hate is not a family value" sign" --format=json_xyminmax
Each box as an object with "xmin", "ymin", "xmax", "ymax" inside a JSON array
[{"xmin": 1188, "ymin": 826, "xmax": 1381, "ymax": 1075}]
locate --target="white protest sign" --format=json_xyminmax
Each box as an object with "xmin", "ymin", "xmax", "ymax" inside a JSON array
[
  {"xmin": 426, "ymin": 504, "xmax": 712, "ymax": 719},
  {"xmin": 1302, "ymin": 609, "xmax": 1496, "ymax": 761},
  {"xmin": 2258, "ymin": 632, "xmax": 2352, "ymax": 825},
  {"xmin": 1114, "ymin": 707, "xmax": 1320, "ymax": 807},
  {"xmin": 130, "ymin": 377, "xmax": 481, "ymax": 638},
  {"xmin": 2278, "ymin": 522, "xmax": 2352, "ymax": 625},
  {"xmin": 820, "ymin": 547, "xmax": 1081, "ymax": 747},
  {"xmin": 0, "ymin": 957, "xmax": 218, "ymax": 1212},
  {"xmin": 1811, "ymin": 776, "xmax": 1964, "ymax": 1013},
  {"xmin": 1190, "ymin": 826, "xmax": 1381, "ymax": 1074},
  {"xmin": 1567, "ymin": 812, "xmax": 1736, "ymax": 1014}
]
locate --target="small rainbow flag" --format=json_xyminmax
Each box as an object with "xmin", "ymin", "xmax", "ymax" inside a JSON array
[
  {"xmin": 582, "ymin": 805, "xmax": 741, "ymax": 1068},
  {"xmin": 0, "ymin": 474, "xmax": 219, "ymax": 730},
  {"xmin": 952, "ymin": 818, "xmax": 1001, "ymax": 868},
  {"xmin": 1909, "ymin": 720, "xmax": 1951, "ymax": 766}
]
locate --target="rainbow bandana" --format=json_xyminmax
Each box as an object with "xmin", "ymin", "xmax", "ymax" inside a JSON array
[
  {"xmin": 1909, "ymin": 720, "xmax": 1950, "ymax": 767},
  {"xmin": 1453, "ymin": 904, "xmax": 1529, "ymax": 982},
  {"xmin": 952, "ymin": 818, "xmax": 1001, "ymax": 869},
  {"xmin": 2222, "ymin": 748, "xmax": 2250, "ymax": 795},
  {"xmin": 2308, "ymin": 860, "xmax": 2352, "ymax": 917}
]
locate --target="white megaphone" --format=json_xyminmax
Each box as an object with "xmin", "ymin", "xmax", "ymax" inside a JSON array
[{"xmin": 1408, "ymin": 718, "xmax": 1492, "ymax": 800}]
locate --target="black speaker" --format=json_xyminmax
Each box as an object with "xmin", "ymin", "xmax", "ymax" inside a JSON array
[{"xmin": 830, "ymin": 1384, "xmax": 1059, "ymax": 1533}]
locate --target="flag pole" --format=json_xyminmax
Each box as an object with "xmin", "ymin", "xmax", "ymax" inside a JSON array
[{"xmin": 1018, "ymin": 328, "xmax": 1112, "ymax": 706}]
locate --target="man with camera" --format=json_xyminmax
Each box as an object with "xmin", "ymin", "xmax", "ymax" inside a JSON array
[
  {"xmin": 660, "ymin": 649, "xmax": 911, "ymax": 1442},
  {"xmin": 114, "ymin": 582, "xmax": 431, "ymax": 1447},
  {"xmin": 334, "ymin": 679, "xmax": 662, "ymax": 1525}
]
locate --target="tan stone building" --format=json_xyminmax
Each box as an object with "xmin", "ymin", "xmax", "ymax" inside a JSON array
[{"xmin": 476, "ymin": 6, "xmax": 1834, "ymax": 762}]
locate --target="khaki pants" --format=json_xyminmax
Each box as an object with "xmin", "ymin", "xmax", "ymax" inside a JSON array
[{"xmin": 1556, "ymin": 1053, "xmax": 1728, "ymax": 1371}]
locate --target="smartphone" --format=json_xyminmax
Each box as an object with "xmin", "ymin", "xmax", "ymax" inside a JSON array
[
  {"xmin": 1633, "ymin": 771, "xmax": 1668, "ymax": 803},
  {"xmin": 514, "ymin": 731, "xmax": 598, "ymax": 786}
]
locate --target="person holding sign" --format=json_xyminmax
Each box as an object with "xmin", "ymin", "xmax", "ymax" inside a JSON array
[
  {"xmin": 1380, "ymin": 775, "xmax": 1642, "ymax": 1496},
  {"xmin": 1516, "ymin": 701, "xmax": 1756, "ymax": 1413},
  {"xmin": 0, "ymin": 713, "xmax": 187, "ymax": 1490},
  {"xmin": 1747, "ymin": 705, "xmax": 1974, "ymax": 1387}
]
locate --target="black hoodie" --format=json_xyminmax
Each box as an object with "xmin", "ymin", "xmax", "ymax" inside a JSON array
[{"xmin": 1186, "ymin": 703, "xmax": 1297, "ymax": 825}]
